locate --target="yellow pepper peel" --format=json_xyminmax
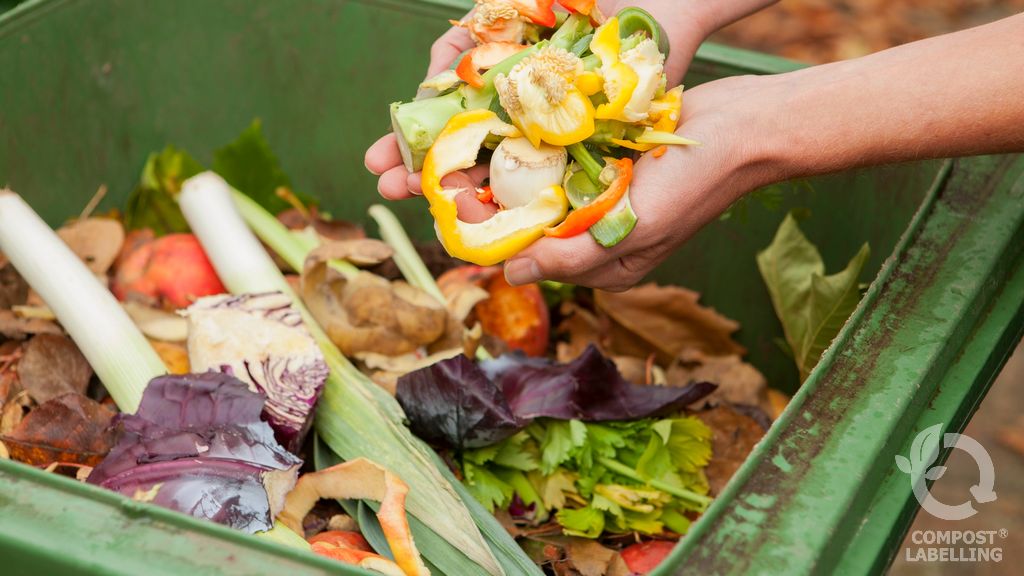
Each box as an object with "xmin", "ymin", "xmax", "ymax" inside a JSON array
[
  {"xmin": 648, "ymin": 85, "xmax": 684, "ymax": 133},
  {"xmin": 591, "ymin": 17, "xmax": 640, "ymax": 121},
  {"xmin": 422, "ymin": 110, "xmax": 570, "ymax": 266}
]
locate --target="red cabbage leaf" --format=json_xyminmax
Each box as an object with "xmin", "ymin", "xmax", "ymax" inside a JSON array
[
  {"xmin": 396, "ymin": 345, "xmax": 715, "ymax": 450},
  {"xmin": 88, "ymin": 372, "xmax": 302, "ymax": 533}
]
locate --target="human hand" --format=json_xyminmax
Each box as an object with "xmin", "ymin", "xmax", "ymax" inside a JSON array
[
  {"xmin": 365, "ymin": 0, "xmax": 726, "ymax": 201},
  {"xmin": 504, "ymin": 73, "xmax": 784, "ymax": 290}
]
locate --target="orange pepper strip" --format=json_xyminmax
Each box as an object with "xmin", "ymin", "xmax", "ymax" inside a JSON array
[
  {"xmin": 476, "ymin": 185, "xmax": 494, "ymax": 203},
  {"xmin": 651, "ymin": 145, "xmax": 668, "ymax": 158},
  {"xmin": 511, "ymin": 0, "xmax": 557, "ymax": 27},
  {"xmin": 455, "ymin": 52, "xmax": 485, "ymax": 88},
  {"xmin": 456, "ymin": 43, "xmax": 530, "ymax": 89},
  {"xmin": 544, "ymin": 157, "xmax": 633, "ymax": 238},
  {"xmin": 558, "ymin": 0, "xmax": 595, "ymax": 15}
]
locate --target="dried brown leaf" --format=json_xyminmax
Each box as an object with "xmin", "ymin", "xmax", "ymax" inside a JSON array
[
  {"xmin": 277, "ymin": 208, "xmax": 365, "ymax": 243},
  {"xmin": 669, "ymin": 349, "xmax": 768, "ymax": 409},
  {"xmin": 0, "ymin": 309, "xmax": 62, "ymax": 340},
  {"xmin": 1, "ymin": 390, "xmax": 33, "ymax": 435},
  {"xmin": 565, "ymin": 539, "xmax": 630, "ymax": 576},
  {"xmin": 57, "ymin": 217, "xmax": 126, "ymax": 275},
  {"xmin": 595, "ymin": 284, "xmax": 745, "ymax": 365},
  {"xmin": 0, "ymin": 261, "xmax": 28, "ymax": 309},
  {"xmin": 19, "ymin": 334, "xmax": 94, "ymax": 404},
  {"xmin": 695, "ymin": 405, "xmax": 765, "ymax": 495},
  {"xmin": 1, "ymin": 393, "xmax": 115, "ymax": 466},
  {"xmin": 556, "ymin": 302, "xmax": 607, "ymax": 363}
]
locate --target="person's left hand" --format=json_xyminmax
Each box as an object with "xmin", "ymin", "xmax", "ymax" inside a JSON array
[{"xmin": 504, "ymin": 73, "xmax": 783, "ymax": 290}]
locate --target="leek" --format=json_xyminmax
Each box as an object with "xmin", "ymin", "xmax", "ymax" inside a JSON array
[
  {"xmin": 179, "ymin": 172, "xmax": 514, "ymax": 575},
  {"xmin": 0, "ymin": 190, "xmax": 165, "ymax": 412},
  {"xmin": 565, "ymin": 146, "xmax": 638, "ymax": 247}
]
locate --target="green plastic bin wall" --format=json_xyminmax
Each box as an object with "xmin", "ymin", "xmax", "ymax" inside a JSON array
[{"xmin": 0, "ymin": 1, "xmax": 1021, "ymax": 574}]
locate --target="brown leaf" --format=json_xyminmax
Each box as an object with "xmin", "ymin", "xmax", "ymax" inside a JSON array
[
  {"xmin": 556, "ymin": 302, "xmax": 607, "ymax": 363},
  {"xmin": 565, "ymin": 539, "xmax": 630, "ymax": 576},
  {"xmin": 277, "ymin": 208, "xmax": 365, "ymax": 243},
  {"xmin": 0, "ymin": 309, "xmax": 62, "ymax": 340},
  {"xmin": 1, "ymin": 390, "xmax": 33, "ymax": 435},
  {"xmin": 611, "ymin": 355, "xmax": 666, "ymax": 386},
  {"xmin": 595, "ymin": 284, "xmax": 745, "ymax": 365},
  {"xmin": 19, "ymin": 334, "xmax": 94, "ymax": 404},
  {"xmin": 695, "ymin": 405, "xmax": 765, "ymax": 495},
  {"xmin": 998, "ymin": 416, "xmax": 1024, "ymax": 459},
  {"xmin": 0, "ymin": 261, "xmax": 28, "ymax": 309},
  {"xmin": 668, "ymin": 349, "xmax": 768, "ymax": 409},
  {"xmin": 356, "ymin": 348, "xmax": 463, "ymax": 394},
  {"xmin": 1, "ymin": 393, "xmax": 115, "ymax": 466},
  {"xmin": 57, "ymin": 217, "xmax": 126, "ymax": 275}
]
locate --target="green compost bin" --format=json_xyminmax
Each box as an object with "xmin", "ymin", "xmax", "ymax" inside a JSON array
[{"xmin": 1, "ymin": 0, "xmax": 1022, "ymax": 574}]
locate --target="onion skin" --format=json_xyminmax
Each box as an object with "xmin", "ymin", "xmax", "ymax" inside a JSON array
[{"xmin": 489, "ymin": 137, "xmax": 567, "ymax": 209}]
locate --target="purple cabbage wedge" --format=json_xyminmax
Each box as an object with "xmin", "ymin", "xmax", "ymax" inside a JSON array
[
  {"xmin": 88, "ymin": 372, "xmax": 302, "ymax": 533},
  {"xmin": 397, "ymin": 344, "xmax": 717, "ymax": 450},
  {"xmin": 184, "ymin": 291, "xmax": 328, "ymax": 452}
]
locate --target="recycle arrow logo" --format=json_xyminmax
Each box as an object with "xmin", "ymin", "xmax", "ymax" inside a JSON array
[{"xmin": 895, "ymin": 423, "xmax": 997, "ymax": 521}]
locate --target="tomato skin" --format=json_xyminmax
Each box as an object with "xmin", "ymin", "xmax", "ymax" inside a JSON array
[{"xmin": 621, "ymin": 540, "xmax": 677, "ymax": 575}]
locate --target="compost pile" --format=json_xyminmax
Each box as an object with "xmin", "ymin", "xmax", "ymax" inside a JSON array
[
  {"xmin": 0, "ymin": 113, "xmax": 790, "ymax": 575},
  {"xmin": 0, "ymin": 2, "xmax": 886, "ymax": 573}
]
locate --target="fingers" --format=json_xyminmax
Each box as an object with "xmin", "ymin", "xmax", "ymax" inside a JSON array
[
  {"xmin": 377, "ymin": 166, "xmax": 414, "ymax": 200},
  {"xmin": 427, "ymin": 25, "xmax": 475, "ymax": 78},
  {"xmin": 454, "ymin": 189, "xmax": 499, "ymax": 223},
  {"xmin": 505, "ymin": 233, "xmax": 617, "ymax": 287},
  {"xmin": 365, "ymin": 133, "xmax": 403, "ymax": 176}
]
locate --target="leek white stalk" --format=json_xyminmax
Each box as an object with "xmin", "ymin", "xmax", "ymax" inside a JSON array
[
  {"xmin": 0, "ymin": 190, "xmax": 165, "ymax": 412},
  {"xmin": 179, "ymin": 173, "xmax": 510, "ymax": 576}
]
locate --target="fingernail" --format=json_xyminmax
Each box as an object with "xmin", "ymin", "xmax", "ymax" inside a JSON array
[
  {"xmin": 505, "ymin": 258, "xmax": 541, "ymax": 286},
  {"xmin": 365, "ymin": 160, "xmax": 382, "ymax": 176}
]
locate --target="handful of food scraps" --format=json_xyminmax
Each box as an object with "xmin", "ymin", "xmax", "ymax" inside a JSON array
[{"xmin": 390, "ymin": 5, "xmax": 696, "ymax": 265}]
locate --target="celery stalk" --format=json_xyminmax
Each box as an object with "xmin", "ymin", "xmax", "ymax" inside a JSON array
[
  {"xmin": 565, "ymin": 145, "xmax": 638, "ymax": 247},
  {"xmin": 391, "ymin": 91, "xmax": 467, "ymax": 172},
  {"xmin": 0, "ymin": 190, "xmax": 165, "ymax": 412}
]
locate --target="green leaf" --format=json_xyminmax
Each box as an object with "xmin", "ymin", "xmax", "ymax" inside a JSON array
[
  {"xmin": 493, "ymin": 432, "xmax": 540, "ymax": 471},
  {"xmin": 757, "ymin": 212, "xmax": 870, "ymax": 381},
  {"xmin": 213, "ymin": 119, "xmax": 307, "ymax": 213},
  {"xmin": 665, "ymin": 417, "xmax": 713, "ymax": 474},
  {"xmin": 463, "ymin": 461, "xmax": 514, "ymax": 512},
  {"xmin": 530, "ymin": 468, "xmax": 578, "ymax": 510},
  {"xmin": 635, "ymin": 434, "xmax": 673, "ymax": 481},
  {"xmin": 660, "ymin": 507, "xmax": 692, "ymax": 535},
  {"xmin": 123, "ymin": 146, "xmax": 203, "ymax": 235},
  {"xmin": 557, "ymin": 506, "xmax": 605, "ymax": 538},
  {"xmin": 540, "ymin": 419, "xmax": 587, "ymax": 473}
]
